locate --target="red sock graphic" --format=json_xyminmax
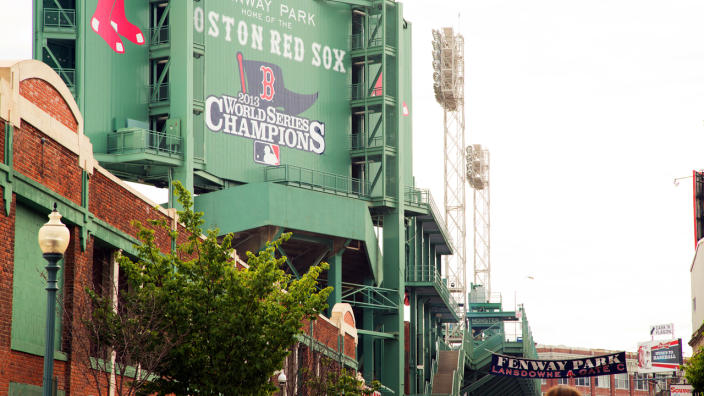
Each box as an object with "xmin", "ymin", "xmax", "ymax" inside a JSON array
[
  {"xmin": 110, "ymin": 0, "xmax": 145, "ymax": 45},
  {"xmin": 91, "ymin": 0, "xmax": 124, "ymax": 53}
]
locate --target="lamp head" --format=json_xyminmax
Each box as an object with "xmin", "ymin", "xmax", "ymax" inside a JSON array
[
  {"xmin": 277, "ymin": 371, "xmax": 287, "ymax": 386},
  {"xmin": 38, "ymin": 205, "xmax": 70, "ymax": 255}
]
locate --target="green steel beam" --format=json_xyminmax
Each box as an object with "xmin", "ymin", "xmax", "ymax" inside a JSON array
[
  {"xmin": 3, "ymin": 123, "xmax": 13, "ymax": 215},
  {"xmin": 327, "ymin": 249, "xmax": 342, "ymax": 313},
  {"xmin": 357, "ymin": 328, "xmax": 396, "ymax": 339},
  {"xmin": 276, "ymin": 245, "xmax": 301, "ymax": 280},
  {"xmin": 326, "ymin": 0, "xmax": 373, "ymax": 7},
  {"xmin": 169, "ymin": 0, "xmax": 194, "ymax": 198}
]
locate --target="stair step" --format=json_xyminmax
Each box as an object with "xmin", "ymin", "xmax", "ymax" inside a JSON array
[
  {"xmin": 431, "ymin": 372, "xmax": 454, "ymax": 393},
  {"xmin": 437, "ymin": 350, "xmax": 460, "ymax": 372}
]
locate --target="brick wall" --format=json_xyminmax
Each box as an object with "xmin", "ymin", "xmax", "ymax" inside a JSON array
[
  {"xmin": 0, "ymin": 199, "xmax": 15, "ymax": 395},
  {"xmin": 13, "ymin": 121, "xmax": 83, "ymax": 206},
  {"xmin": 19, "ymin": 78, "xmax": 78, "ymax": 133}
]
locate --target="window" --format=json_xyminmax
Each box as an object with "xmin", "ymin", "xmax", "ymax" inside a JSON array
[
  {"xmin": 540, "ymin": 379, "xmax": 547, "ymax": 385},
  {"xmin": 558, "ymin": 378, "xmax": 569, "ymax": 385},
  {"xmin": 596, "ymin": 375, "xmax": 610, "ymax": 388},
  {"xmin": 633, "ymin": 373, "xmax": 648, "ymax": 391},
  {"xmin": 575, "ymin": 377, "xmax": 590, "ymax": 387},
  {"xmin": 614, "ymin": 373, "xmax": 629, "ymax": 389}
]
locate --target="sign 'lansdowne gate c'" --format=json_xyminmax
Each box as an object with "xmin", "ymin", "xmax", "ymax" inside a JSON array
[{"xmin": 489, "ymin": 352, "xmax": 628, "ymax": 379}]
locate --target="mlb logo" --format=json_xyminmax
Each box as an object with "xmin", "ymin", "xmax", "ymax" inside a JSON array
[{"xmin": 254, "ymin": 141, "xmax": 280, "ymax": 165}]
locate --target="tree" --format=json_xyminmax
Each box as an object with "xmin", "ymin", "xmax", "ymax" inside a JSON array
[
  {"xmin": 66, "ymin": 283, "xmax": 183, "ymax": 396},
  {"xmin": 684, "ymin": 345, "xmax": 704, "ymax": 392},
  {"xmin": 117, "ymin": 181, "xmax": 332, "ymax": 396}
]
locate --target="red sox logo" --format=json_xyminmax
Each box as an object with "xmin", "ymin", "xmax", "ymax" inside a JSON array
[{"xmin": 260, "ymin": 66, "xmax": 275, "ymax": 102}]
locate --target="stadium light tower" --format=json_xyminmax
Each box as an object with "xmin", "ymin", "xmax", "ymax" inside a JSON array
[
  {"xmin": 432, "ymin": 28, "xmax": 466, "ymax": 314},
  {"xmin": 466, "ymin": 144, "xmax": 491, "ymax": 299}
]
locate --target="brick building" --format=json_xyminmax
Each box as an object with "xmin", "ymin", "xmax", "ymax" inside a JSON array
[
  {"xmin": 690, "ymin": 238, "xmax": 704, "ymax": 353},
  {"xmin": 0, "ymin": 59, "xmax": 357, "ymax": 395},
  {"xmin": 537, "ymin": 345, "xmax": 688, "ymax": 396}
]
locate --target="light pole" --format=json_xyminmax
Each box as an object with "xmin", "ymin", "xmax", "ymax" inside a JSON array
[
  {"xmin": 277, "ymin": 370, "xmax": 287, "ymax": 396},
  {"xmin": 38, "ymin": 204, "xmax": 70, "ymax": 396}
]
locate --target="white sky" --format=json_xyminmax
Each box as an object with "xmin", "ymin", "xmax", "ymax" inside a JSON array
[{"xmin": 2, "ymin": 1, "xmax": 701, "ymax": 356}]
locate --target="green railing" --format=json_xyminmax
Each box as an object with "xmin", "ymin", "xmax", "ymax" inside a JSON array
[
  {"xmin": 44, "ymin": 8, "xmax": 76, "ymax": 29},
  {"xmin": 150, "ymin": 83, "xmax": 169, "ymax": 103},
  {"xmin": 51, "ymin": 67, "xmax": 75, "ymax": 90},
  {"xmin": 150, "ymin": 25, "xmax": 169, "ymax": 46},
  {"xmin": 405, "ymin": 187, "xmax": 451, "ymax": 244},
  {"xmin": 469, "ymin": 322, "xmax": 505, "ymax": 368},
  {"xmin": 350, "ymin": 83, "xmax": 383, "ymax": 100},
  {"xmin": 350, "ymin": 34, "xmax": 384, "ymax": 50},
  {"xmin": 429, "ymin": 358, "xmax": 438, "ymax": 395},
  {"xmin": 107, "ymin": 128, "xmax": 182, "ymax": 156},
  {"xmin": 520, "ymin": 305, "xmax": 538, "ymax": 359},
  {"xmin": 264, "ymin": 165, "xmax": 370, "ymax": 198},
  {"xmin": 406, "ymin": 265, "xmax": 458, "ymax": 314},
  {"xmin": 452, "ymin": 349, "xmax": 465, "ymax": 396},
  {"xmin": 405, "ymin": 186, "xmax": 429, "ymax": 208},
  {"xmin": 339, "ymin": 282, "xmax": 398, "ymax": 310},
  {"xmin": 350, "ymin": 133, "xmax": 385, "ymax": 150}
]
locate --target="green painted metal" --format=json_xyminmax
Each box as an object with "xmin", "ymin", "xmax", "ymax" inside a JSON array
[
  {"xmin": 327, "ymin": 249, "xmax": 343, "ymax": 313},
  {"xmin": 9, "ymin": 382, "xmax": 66, "ymax": 396},
  {"xmin": 276, "ymin": 245, "xmax": 301, "ymax": 280},
  {"xmin": 11, "ymin": 205, "xmax": 63, "ymax": 357},
  {"xmin": 194, "ymin": 182, "xmax": 382, "ymax": 281},
  {"xmin": 357, "ymin": 328, "xmax": 396, "ymax": 339},
  {"xmin": 340, "ymin": 281, "xmax": 397, "ymax": 310},
  {"xmin": 3, "ymin": 123, "xmax": 13, "ymax": 215}
]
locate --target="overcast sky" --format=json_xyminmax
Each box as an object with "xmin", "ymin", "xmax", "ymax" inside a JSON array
[{"xmin": 1, "ymin": 1, "xmax": 701, "ymax": 355}]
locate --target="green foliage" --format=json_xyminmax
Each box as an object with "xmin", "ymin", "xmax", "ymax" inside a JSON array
[
  {"xmin": 301, "ymin": 358, "xmax": 380, "ymax": 396},
  {"xmin": 326, "ymin": 369, "xmax": 381, "ymax": 396},
  {"xmin": 116, "ymin": 181, "xmax": 331, "ymax": 396},
  {"xmin": 684, "ymin": 346, "xmax": 704, "ymax": 391}
]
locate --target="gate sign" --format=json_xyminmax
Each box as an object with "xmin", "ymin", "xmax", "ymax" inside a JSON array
[
  {"xmin": 489, "ymin": 352, "xmax": 627, "ymax": 379},
  {"xmin": 670, "ymin": 384, "xmax": 693, "ymax": 395},
  {"xmin": 650, "ymin": 323, "xmax": 674, "ymax": 337}
]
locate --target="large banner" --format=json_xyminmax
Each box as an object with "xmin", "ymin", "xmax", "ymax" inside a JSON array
[
  {"xmin": 489, "ymin": 352, "xmax": 627, "ymax": 379},
  {"xmin": 637, "ymin": 339, "xmax": 683, "ymax": 373},
  {"xmin": 199, "ymin": 0, "xmax": 352, "ymax": 182}
]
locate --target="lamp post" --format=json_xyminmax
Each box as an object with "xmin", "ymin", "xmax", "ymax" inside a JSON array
[
  {"xmin": 38, "ymin": 205, "xmax": 70, "ymax": 396},
  {"xmin": 277, "ymin": 371, "xmax": 287, "ymax": 396}
]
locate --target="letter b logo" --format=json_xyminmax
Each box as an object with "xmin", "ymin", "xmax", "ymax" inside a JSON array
[{"xmin": 260, "ymin": 66, "xmax": 275, "ymax": 101}]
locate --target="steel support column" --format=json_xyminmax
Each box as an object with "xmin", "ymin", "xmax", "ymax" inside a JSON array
[{"xmin": 169, "ymin": 1, "xmax": 194, "ymax": 196}]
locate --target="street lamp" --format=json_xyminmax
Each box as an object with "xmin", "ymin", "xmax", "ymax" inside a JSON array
[
  {"xmin": 277, "ymin": 371, "xmax": 287, "ymax": 396},
  {"xmin": 38, "ymin": 204, "xmax": 70, "ymax": 396}
]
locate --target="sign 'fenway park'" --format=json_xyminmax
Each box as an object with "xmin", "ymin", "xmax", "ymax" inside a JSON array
[{"xmin": 489, "ymin": 352, "xmax": 628, "ymax": 379}]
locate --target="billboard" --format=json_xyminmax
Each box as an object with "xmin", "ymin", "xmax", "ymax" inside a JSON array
[
  {"xmin": 636, "ymin": 339, "xmax": 683, "ymax": 373},
  {"xmin": 199, "ymin": 0, "xmax": 352, "ymax": 182}
]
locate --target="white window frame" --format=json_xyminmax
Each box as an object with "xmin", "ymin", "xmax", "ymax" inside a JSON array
[
  {"xmin": 615, "ymin": 373, "xmax": 629, "ymax": 389},
  {"xmin": 596, "ymin": 375, "xmax": 610, "ymax": 388}
]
